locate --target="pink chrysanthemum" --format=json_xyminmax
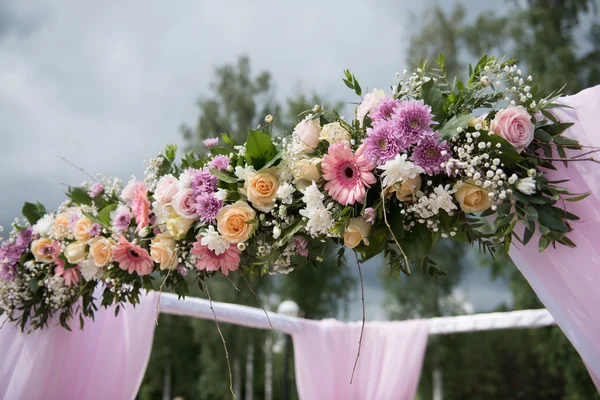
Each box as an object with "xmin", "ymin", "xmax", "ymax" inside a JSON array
[
  {"xmin": 362, "ymin": 122, "xmax": 405, "ymax": 165},
  {"xmin": 113, "ymin": 236, "xmax": 154, "ymax": 275},
  {"xmin": 208, "ymin": 155, "xmax": 230, "ymax": 171},
  {"xmin": 203, "ymin": 138, "xmax": 219, "ymax": 148},
  {"xmin": 392, "ymin": 100, "xmax": 436, "ymax": 148},
  {"xmin": 55, "ymin": 259, "xmax": 81, "ymax": 287},
  {"xmin": 370, "ymin": 98, "xmax": 400, "ymax": 126},
  {"xmin": 191, "ymin": 239, "xmax": 240, "ymax": 276},
  {"xmin": 321, "ymin": 142, "xmax": 376, "ymax": 205},
  {"xmin": 364, "ymin": 207, "xmax": 376, "ymax": 223},
  {"xmin": 292, "ymin": 236, "xmax": 309, "ymax": 257}
]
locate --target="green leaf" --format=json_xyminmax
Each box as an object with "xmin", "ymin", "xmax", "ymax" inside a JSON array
[
  {"xmin": 396, "ymin": 223, "xmax": 434, "ymax": 266},
  {"xmin": 97, "ymin": 204, "xmax": 118, "ymax": 226},
  {"xmin": 565, "ymin": 193, "xmax": 590, "ymax": 202},
  {"xmin": 439, "ymin": 114, "xmax": 475, "ymax": 140},
  {"xmin": 210, "ymin": 168, "xmax": 238, "ymax": 184},
  {"xmin": 209, "ymin": 146, "xmax": 232, "ymax": 156},
  {"xmin": 534, "ymin": 129, "xmax": 554, "ymax": 142},
  {"xmin": 69, "ymin": 188, "xmax": 93, "ymax": 206},
  {"xmin": 356, "ymin": 225, "xmax": 387, "ymax": 262},
  {"xmin": 421, "ymin": 80, "xmax": 446, "ymax": 122},
  {"xmin": 538, "ymin": 235, "xmax": 550, "ymax": 252},
  {"xmin": 386, "ymin": 210, "xmax": 405, "ymax": 240},
  {"xmin": 540, "ymin": 122, "xmax": 574, "ymax": 136},
  {"xmin": 260, "ymin": 150, "xmax": 283, "ymax": 171},
  {"xmin": 164, "ymin": 144, "xmax": 177, "ymax": 162},
  {"xmin": 22, "ymin": 202, "xmax": 47, "ymax": 225},
  {"xmin": 245, "ymin": 130, "xmax": 277, "ymax": 170}
]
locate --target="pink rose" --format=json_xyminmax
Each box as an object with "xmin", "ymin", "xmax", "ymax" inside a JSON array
[
  {"xmin": 172, "ymin": 189, "xmax": 198, "ymax": 219},
  {"xmin": 155, "ymin": 175, "xmax": 180, "ymax": 204},
  {"xmin": 292, "ymin": 116, "xmax": 321, "ymax": 154},
  {"xmin": 491, "ymin": 106, "xmax": 534, "ymax": 152},
  {"xmin": 356, "ymin": 89, "xmax": 385, "ymax": 128},
  {"xmin": 121, "ymin": 178, "xmax": 138, "ymax": 204}
]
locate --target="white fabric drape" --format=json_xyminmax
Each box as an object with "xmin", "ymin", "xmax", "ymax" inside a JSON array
[{"xmin": 0, "ymin": 291, "xmax": 158, "ymax": 400}]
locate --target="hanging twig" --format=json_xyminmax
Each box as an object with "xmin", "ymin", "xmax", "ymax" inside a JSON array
[
  {"xmin": 224, "ymin": 275, "xmax": 241, "ymax": 292},
  {"xmin": 350, "ymin": 251, "xmax": 366, "ymax": 384},
  {"xmin": 241, "ymin": 273, "xmax": 277, "ymax": 334},
  {"xmin": 155, "ymin": 268, "xmax": 172, "ymax": 325},
  {"xmin": 381, "ymin": 185, "xmax": 411, "ymax": 274},
  {"xmin": 206, "ymin": 283, "xmax": 237, "ymax": 400},
  {"xmin": 539, "ymin": 157, "xmax": 600, "ymax": 164},
  {"xmin": 57, "ymin": 156, "xmax": 95, "ymax": 180}
]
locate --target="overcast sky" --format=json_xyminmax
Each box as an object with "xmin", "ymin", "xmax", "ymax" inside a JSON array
[{"xmin": 0, "ymin": 0, "xmax": 511, "ymax": 318}]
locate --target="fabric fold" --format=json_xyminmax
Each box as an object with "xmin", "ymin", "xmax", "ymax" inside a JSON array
[
  {"xmin": 0, "ymin": 290, "xmax": 158, "ymax": 400},
  {"xmin": 292, "ymin": 318, "xmax": 429, "ymax": 400}
]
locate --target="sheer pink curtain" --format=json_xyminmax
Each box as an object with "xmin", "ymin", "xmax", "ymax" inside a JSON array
[
  {"xmin": 292, "ymin": 319, "xmax": 429, "ymax": 400},
  {"xmin": 0, "ymin": 291, "xmax": 158, "ymax": 400},
  {"xmin": 509, "ymin": 85, "xmax": 600, "ymax": 388}
]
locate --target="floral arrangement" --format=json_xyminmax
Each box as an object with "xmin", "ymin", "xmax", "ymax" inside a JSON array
[{"xmin": 0, "ymin": 55, "xmax": 591, "ymax": 332}]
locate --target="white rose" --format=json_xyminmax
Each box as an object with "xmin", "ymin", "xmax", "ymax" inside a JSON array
[
  {"xmin": 65, "ymin": 242, "xmax": 87, "ymax": 264},
  {"xmin": 294, "ymin": 158, "xmax": 321, "ymax": 182},
  {"xmin": 357, "ymin": 89, "xmax": 385, "ymax": 127},
  {"xmin": 155, "ymin": 175, "xmax": 180, "ymax": 204},
  {"xmin": 319, "ymin": 122, "xmax": 351, "ymax": 144}
]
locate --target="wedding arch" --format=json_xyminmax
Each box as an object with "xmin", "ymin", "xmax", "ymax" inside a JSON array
[{"xmin": 0, "ymin": 55, "xmax": 599, "ymax": 399}]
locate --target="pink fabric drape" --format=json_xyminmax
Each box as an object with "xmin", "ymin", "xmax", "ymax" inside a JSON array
[
  {"xmin": 0, "ymin": 291, "xmax": 158, "ymax": 400},
  {"xmin": 509, "ymin": 85, "xmax": 600, "ymax": 388},
  {"xmin": 292, "ymin": 319, "xmax": 429, "ymax": 400}
]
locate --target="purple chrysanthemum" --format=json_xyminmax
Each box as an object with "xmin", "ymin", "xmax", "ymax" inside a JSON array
[
  {"xmin": 89, "ymin": 223, "xmax": 102, "ymax": 237},
  {"xmin": 0, "ymin": 227, "xmax": 33, "ymax": 281},
  {"xmin": 293, "ymin": 236, "xmax": 309, "ymax": 257},
  {"xmin": 195, "ymin": 193, "xmax": 223, "ymax": 224},
  {"xmin": 209, "ymin": 155, "xmax": 230, "ymax": 171},
  {"xmin": 113, "ymin": 210, "xmax": 132, "ymax": 232},
  {"xmin": 370, "ymin": 98, "xmax": 400, "ymax": 126},
  {"xmin": 364, "ymin": 207, "xmax": 376, "ymax": 223},
  {"xmin": 190, "ymin": 168, "xmax": 219, "ymax": 195},
  {"xmin": 203, "ymin": 138, "xmax": 219, "ymax": 148},
  {"xmin": 88, "ymin": 182, "xmax": 104, "ymax": 197},
  {"xmin": 177, "ymin": 264, "xmax": 189, "ymax": 277},
  {"xmin": 410, "ymin": 135, "xmax": 452, "ymax": 175},
  {"xmin": 392, "ymin": 100, "xmax": 435, "ymax": 148},
  {"xmin": 362, "ymin": 122, "xmax": 405, "ymax": 165}
]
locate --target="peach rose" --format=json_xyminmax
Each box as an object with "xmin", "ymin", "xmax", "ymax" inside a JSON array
[
  {"xmin": 88, "ymin": 237, "xmax": 115, "ymax": 267},
  {"xmin": 294, "ymin": 158, "xmax": 321, "ymax": 183},
  {"xmin": 491, "ymin": 106, "xmax": 534, "ymax": 152},
  {"xmin": 31, "ymin": 238, "xmax": 55, "ymax": 263},
  {"xmin": 241, "ymin": 169, "xmax": 279, "ymax": 213},
  {"xmin": 73, "ymin": 217, "xmax": 93, "ymax": 242},
  {"xmin": 395, "ymin": 176, "xmax": 422, "ymax": 202},
  {"xmin": 166, "ymin": 217, "xmax": 195, "ymax": 240},
  {"xmin": 454, "ymin": 182, "xmax": 492, "ymax": 213},
  {"xmin": 52, "ymin": 213, "xmax": 71, "ymax": 240},
  {"xmin": 150, "ymin": 233, "xmax": 178, "ymax": 270},
  {"xmin": 216, "ymin": 201, "xmax": 256, "ymax": 243},
  {"xmin": 65, "ymin": 242, "xmax": 87, "ymax": 264},
  {"xmin": 344, "ymin": 217, "xmax": 372, "ymax": 249}
]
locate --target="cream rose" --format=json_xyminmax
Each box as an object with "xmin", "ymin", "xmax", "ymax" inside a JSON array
[
  {"xmin": 454, "ymin": 182, "xmax": 492, "ymax": 213},
  {"xmin": 216, "ymin": 201, "xmax": 256, "ymax": 243},
  {"xmin": 73, "ymin": 217, "xmax": 93, "ymax": 242},
  {"xmin": 52, "ymin": 213, "xmax": 71, "ymax": 240},
  {"xmin": 150, "ymin": 233, "xmax": 178, "ymax": 270},
  {"xmin": 395, "ymin": 176, "xmax": 422, "ymax": 202},
  {"xmin": 319, "ymin": 122, "xmax": 351, "ymax": 144},
  {"xmin": 491, "ymin": 106, "xmax": 535, "ymax": 152},
  {"xmin": 31, "ymin": 238, "xmax": 55, "ymax": 263},
  {"xmin": 294, "ymin": 158, "xmax": 321, "ymax": 183},
  {"xmin": 357, "ymin": 89, "xmax": 386, "ymax": 127},
  {"xmin": 88, "ymin": 237, "xmax": 115, "ymax": 267},
  {"xmin": 241, "ymin": 169, "xmax": 279, "ymax": 213},
  {"xmin": 344, "ymin": 217, "xmax": 372, "ymax": 249},
  {"xmin": 65, "ymin": 242, "xmax": 87, "ymax": 264},
  {"xmin": 166, "ymin": 217, "xmax": 195, "ymax": 240},
  {"xmin": 292, "ymin": 116, "xmax": 321, "ymax": 154}
]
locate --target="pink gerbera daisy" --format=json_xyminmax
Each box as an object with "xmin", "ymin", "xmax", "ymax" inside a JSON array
[
  {"xmin": 54, "ymin": 259, "xmax": 81, "ymax": 287},
  {"xmin": 113, "ymin": 236, "xmax": 154, "ymax": 275},
  {"xmin": 321, "ymin": 142, "xmax": 376, "ymax": 205},
  {"xmin": 191, "ymin": 239, "xmax": 240, "ymax": 276},
  {"xmin": 131, "ymin": 183, "xmax": 151, "ymax": 233}
]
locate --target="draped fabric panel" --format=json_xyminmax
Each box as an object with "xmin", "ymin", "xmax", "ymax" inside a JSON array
[
  {"xmin": 292, "ymin": 319, "xmax": 429, "ymax": 400},
  {"xmin": 0, "ymin": 291, "xmax": 158, "ymax": 400},
  {"xmin": 509, "ymin": 85, "xmax": 600, "ymax": 388}
]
